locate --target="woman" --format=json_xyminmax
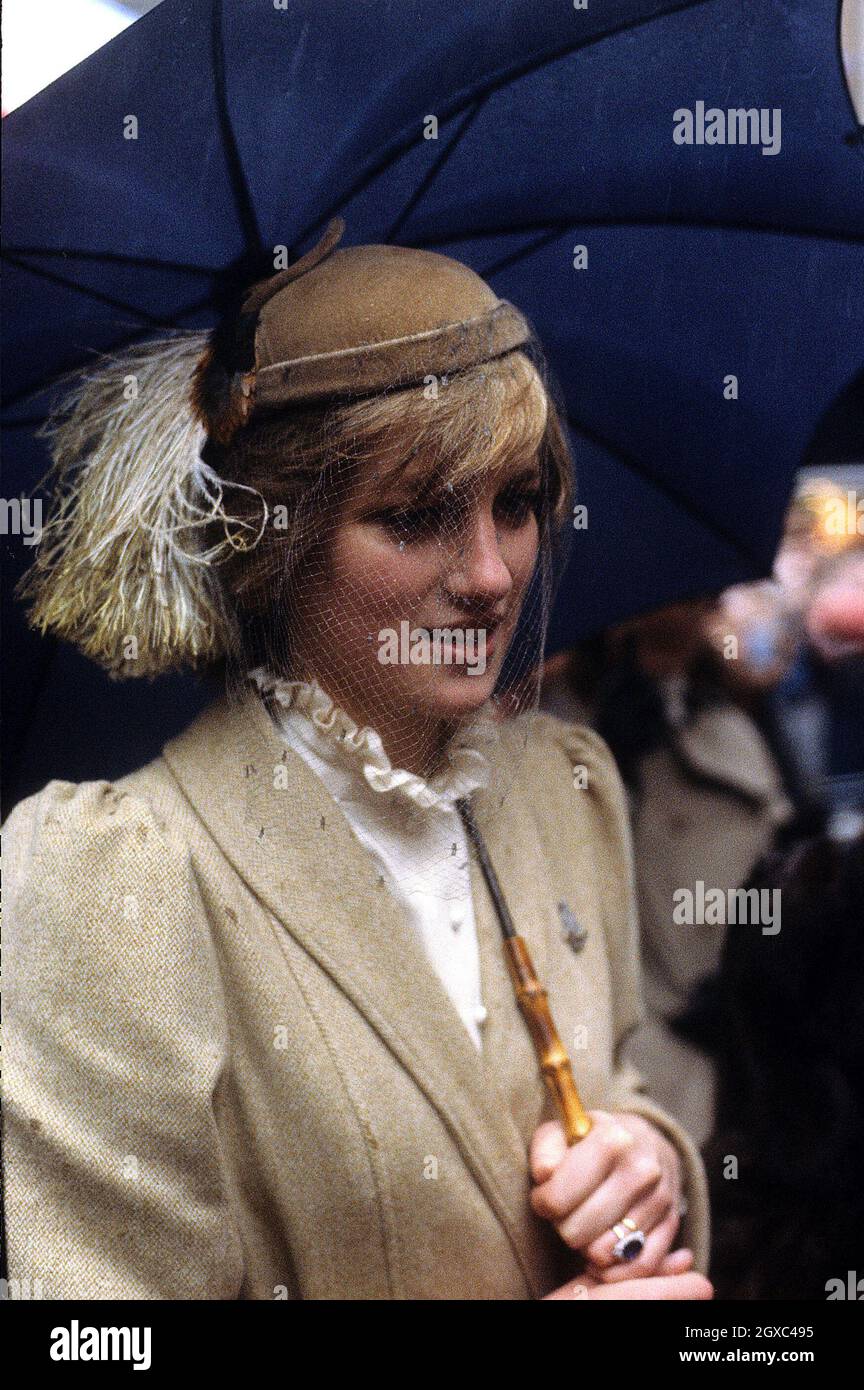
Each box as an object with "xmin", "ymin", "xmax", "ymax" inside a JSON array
[{"xmin": 3, "ymin": 219, "xmax": 711, "ymax": 1300}]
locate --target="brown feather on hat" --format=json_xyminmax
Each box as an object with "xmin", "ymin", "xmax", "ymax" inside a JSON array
[{"xmin": 190, "ymin": 217, "xmax": 348, "ymax": 444}]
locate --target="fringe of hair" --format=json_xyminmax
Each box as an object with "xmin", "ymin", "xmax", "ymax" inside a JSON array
[
  {"xmin": 213, "ymin": 348, "xmax": 573, "ymax": 610},
  {"xmin": 16, "ymin": 332, "xmax": 268, "ymax": 678},
  {"xmin": 17, "ymin": 339, "xmax": 573, "ymax": 681}
]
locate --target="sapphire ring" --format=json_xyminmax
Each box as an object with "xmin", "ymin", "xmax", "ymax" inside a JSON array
[{"xmin": 611, "ymin": 1218, "xmax": 646, "ymax": 1262}]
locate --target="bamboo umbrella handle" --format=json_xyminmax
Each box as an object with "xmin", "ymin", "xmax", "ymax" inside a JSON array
[
  {"xmin": 454, "ymin": 796, "xmax": 593, "ymax": 1145},
  {"xmin": 503, "ymin": 936, "xmax": 593, "ymax": 1143}
]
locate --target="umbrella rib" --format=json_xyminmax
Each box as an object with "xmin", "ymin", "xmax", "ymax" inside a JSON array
[
  {"xmin": 289, "ymin": 0, "xmax": 719, "ymax": 250},
  {"xmin": 463, "ymin": 216, "xmax": 864, "ymax": 279},
  {"xmin": 1, "ymin": 289, "xmax": 217, "ymax": 414},
  {"xmin": 1, "ymin": 253, "xmax": 190, "ymax": 328},
  {"xmin": 565, "ymin": 412, "xmax": 774, "ymax": 568},
  {"xmin": 378, "ymin": 209, "xmax": 862, "ymax": 292},
  {"xmin": 211, "ymin": 0, "xmax": 264, "ymax": 258},
  {"xmin": 1, "ymin": 246, "xmax": 218, "ymax": 276},
  {"xmin": 4, "ymin": 0, "xmax": 350, "ymax": 407},
  {"xmin": 477, "ymin": 228, "xmax": 565, "ymax": 278},
  {"xmin": 383, "ymin": 97, "xmax": 489, "ymax": 244}
]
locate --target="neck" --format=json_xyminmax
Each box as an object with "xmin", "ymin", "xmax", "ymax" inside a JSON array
[{"xmin": 288, "ymin": 668, "xmax": 461, "ymax": 776}]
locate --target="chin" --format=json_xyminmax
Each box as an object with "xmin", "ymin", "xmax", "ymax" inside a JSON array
[{"xmin": 410, "ymin": 662, "xmax": 501, "ymax": 720}]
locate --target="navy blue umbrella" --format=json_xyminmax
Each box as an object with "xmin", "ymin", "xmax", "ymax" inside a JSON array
[{"xmin": 2, "ymin": 0, "xmax": 862, "ymax": 804}]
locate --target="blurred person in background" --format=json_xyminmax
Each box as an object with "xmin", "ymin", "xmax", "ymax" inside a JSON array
[
  {"xmin": 540, "ymin": 476, "xmax": 862, "ymax": 1171},
  {"xmin": 541, "ymin": 597, "xmax": 795, "ymax": 1148},
  {"xmin": 801, "ymin": 534, "xmax": 864, "ymax": 839},
  {"xmin": 702, "ymin": 828, "xmax": 864, "ymax": 1300},
  {"xmin": 720, "ymin": 482, "xmax": 864, "ymax": 840}
]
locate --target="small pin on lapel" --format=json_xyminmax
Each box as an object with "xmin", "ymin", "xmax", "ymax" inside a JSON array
[{"xmin": 558, "ymin": 900, "xmax": 588, "ymax": 952}]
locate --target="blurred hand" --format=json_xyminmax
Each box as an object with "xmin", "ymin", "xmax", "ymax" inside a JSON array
[{"xmin": 544, "ymin": 1259, "xmax": 713, "ymax": 1300}]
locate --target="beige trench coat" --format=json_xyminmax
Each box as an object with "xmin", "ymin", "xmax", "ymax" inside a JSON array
[{"xmin": 2, "ymin": 692, "xmax": 710, "ymax": 1298}]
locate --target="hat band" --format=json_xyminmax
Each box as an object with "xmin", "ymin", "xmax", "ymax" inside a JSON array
[{"xmin": 252, "ymin": 300, "xmax": 530, "ymax": 410}]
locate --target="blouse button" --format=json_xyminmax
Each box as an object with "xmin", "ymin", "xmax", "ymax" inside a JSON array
[
  {"xmin": 473, "ymin": 1004, "xmax": 488, "ymax": 1026},
  {"xmin": 449, "ymin": 906, "xmax": 464, "ymax": 932}
]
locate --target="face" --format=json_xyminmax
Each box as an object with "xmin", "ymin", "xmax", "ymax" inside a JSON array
[{"xmin": 288, "ymin": 453, "xmax": 543, "ymax": 768}]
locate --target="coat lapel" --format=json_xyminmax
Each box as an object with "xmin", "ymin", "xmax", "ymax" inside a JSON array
[{"xmin": 161, "ymin": 690, "xmax": 555, "ymax": 1296}]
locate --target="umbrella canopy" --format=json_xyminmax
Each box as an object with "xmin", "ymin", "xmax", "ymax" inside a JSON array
[{"xmin": 2, "ymin": 0, "xmax": 862, "ymax": 804}]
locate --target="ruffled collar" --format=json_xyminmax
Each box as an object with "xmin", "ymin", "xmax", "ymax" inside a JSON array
[{"xmin": 248, "ymin": 668, "xmax": 499, "ymax": 813}]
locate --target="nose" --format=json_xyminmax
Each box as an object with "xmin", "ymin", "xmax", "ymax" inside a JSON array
[{"xmin": 443, "ymin": 501, "xmax": 513, "ymax": 608}]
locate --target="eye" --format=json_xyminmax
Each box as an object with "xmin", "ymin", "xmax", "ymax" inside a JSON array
[
  {"xmin": 495, "ymin": 484, "xmax": 542, "ymax": 525},
  {"xmin": 375, "ymin": 504, "xmax": 441, "ymax": 542}
]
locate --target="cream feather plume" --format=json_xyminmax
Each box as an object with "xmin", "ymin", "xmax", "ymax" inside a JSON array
[{"xmin": 17, "ymin": 332, "xmax": 268, "ymax": 678}]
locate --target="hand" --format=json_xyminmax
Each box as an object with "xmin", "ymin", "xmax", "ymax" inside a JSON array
[
  {"xmin": 544, "ymin": 1259, "xmax": 713, "ymax": 1300},
  {"xmin": 529, "ymin": 1110, "xmax": 686, "ymax": 1281}
]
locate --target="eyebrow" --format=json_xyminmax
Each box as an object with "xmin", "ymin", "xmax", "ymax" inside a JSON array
[{"xmin": 371, "ymin": 458, "xmax": 542, "ymax": 510}]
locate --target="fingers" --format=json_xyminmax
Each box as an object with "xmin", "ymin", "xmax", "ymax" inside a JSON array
[
  {"xmin": 530, "ymin": 1111, "xmax": 636, "ymax": 1221},
  {"xmin": 544, "ymin": 1269, "xmax": 713, "ymax": 1301},
  {"xmin": 529, "ymin": 1120, "xmax": 569, "ymax": 1185},
  {"xmin": 588, "ymin": 1208, "xmax": 683, "ymax": 1282},
  {"xmin": 658, "ymin": 1248, "xmax": 694, "ymax": 1275},
  {"xmin": 589, "ymin": 1271, "xmax": 713, "ymax": 1301},
  {"xmin": 581, "ymin": 1179, "xmax": 681, "ymax": 1274},
  {"xmin": 552, "ymin": 1149, "xmax": 666, "ymax": 1250},
  {"xmin": 530, "ymin": 1110, "xmax": 685, "ymax": 1267},
  {"xmin": 539, "ymin": 1251, "xmax": 699, "ymax": 1301}
]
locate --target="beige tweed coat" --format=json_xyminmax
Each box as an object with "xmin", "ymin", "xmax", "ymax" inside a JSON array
[{"xmin": 2, "ymin": 692, "xmax": 710, "ymax": 1299}]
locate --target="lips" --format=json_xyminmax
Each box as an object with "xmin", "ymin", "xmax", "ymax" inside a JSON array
[
  {"xmin": 435, "ymin": 617, "xmax": 503, "ymax": 662},
  {"xmin": 438, "ymin": 618, "xmax": 504, "ymax": 635},
  {"xmin": 438, "ymin": 613, "xmax": 507, "ymax": 634}
]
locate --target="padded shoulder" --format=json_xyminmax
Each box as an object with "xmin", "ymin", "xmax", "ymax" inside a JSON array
[
  {"xmin": 496, "ymin": 708, "xmax": 633, "ymax": 840},
  {"xmin": 2, "ymin": 777, "xmax": 241, "ymax": 1297}
]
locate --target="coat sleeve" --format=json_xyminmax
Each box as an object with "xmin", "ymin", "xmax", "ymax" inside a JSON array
[
  {"xmin": 538, "ymin": 716, "xmax": 712, "ymax": 1276},
  {"xmin": 1, "ymin": 779, "xmax": 246, "ymax": 1299}
]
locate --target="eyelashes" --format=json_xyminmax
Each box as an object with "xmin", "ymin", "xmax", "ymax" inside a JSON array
[
  {"xmin": 378, "ymin": 504, "xmax": 440, "ymax": 540},
  {"xmin": 375, "ymin": 487, "xmax": 542, "ymax": 543},
  {"xmin": 498, "ymin": 486, "xmax": 542, "ymax": 524}
]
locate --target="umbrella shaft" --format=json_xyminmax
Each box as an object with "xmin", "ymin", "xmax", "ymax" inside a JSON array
[{"xmin": 503, "ymin": 935, "xmax": 592, "ymax": 1143}]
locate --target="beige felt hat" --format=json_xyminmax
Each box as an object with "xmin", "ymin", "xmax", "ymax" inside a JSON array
[
  {"xmin": 191, "ymin": 217, "xmax": 533, "ymax": 443},
  {"xmin": 21, "ymin": 218, "xmax": 552, "ymax": 680}
]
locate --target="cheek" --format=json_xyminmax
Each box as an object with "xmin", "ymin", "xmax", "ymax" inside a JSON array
[
  {"xmin": 328, "ymin": 530, "xmax": 440, "ymax": 618},
  {"xmin": 324, "ymin": 518, "xmax": 540, "ymax": 624},
  {"xmin": 501, "ymin": 518, "xmax": 540, "ymax": 588}
]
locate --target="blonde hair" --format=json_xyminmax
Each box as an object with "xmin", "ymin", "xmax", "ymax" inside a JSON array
[
  {"xmin": 213, "ymin": 349, "xmax": 573, "ymax": 615},
  {"xmin": 18, "ymin": 337, "xmax": 573, "ymax": 679}
]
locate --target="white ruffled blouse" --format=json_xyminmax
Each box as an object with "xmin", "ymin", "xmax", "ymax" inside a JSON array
[{"xmin": 249, "ymin": 670, "xmax": 501, "ymax": 1050}]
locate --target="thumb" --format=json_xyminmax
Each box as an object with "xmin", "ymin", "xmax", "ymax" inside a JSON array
[{"xmin": 530, "ymin": 1120, "xmax": 568, "ymax": 1184}]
